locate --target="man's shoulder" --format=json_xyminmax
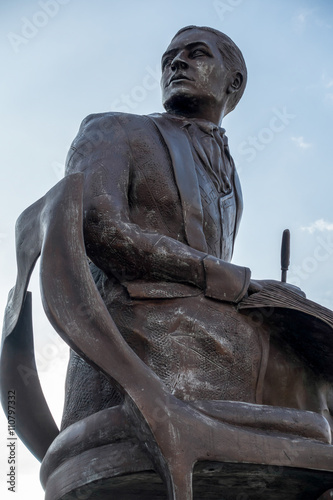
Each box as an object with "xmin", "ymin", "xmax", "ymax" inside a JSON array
[
  {"xmin": 66, "ymin": 112, "xmax": 170, "ymax": 174},
  {"xmin": 82, "ymin": 110, "xmax": 146, "ymax": 124},
  {"xmin": 78, "ymin": 111, "xmax": 162, "ymax": 134}
]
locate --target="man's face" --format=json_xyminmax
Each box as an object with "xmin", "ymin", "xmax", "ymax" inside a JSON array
[{"xmin": 161, "ymin": 29, "xmax": 232, "ymax": 120}]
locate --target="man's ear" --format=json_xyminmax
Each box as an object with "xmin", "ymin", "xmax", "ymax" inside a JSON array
[{"xmin": 227, "ymin": 72, "xmax": 243, "ymax": 94}]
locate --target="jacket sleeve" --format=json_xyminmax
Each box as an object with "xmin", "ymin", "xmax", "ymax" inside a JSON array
[{"xmin": 66, "ymin": 113, "xmax": 250, "ymax": 303}]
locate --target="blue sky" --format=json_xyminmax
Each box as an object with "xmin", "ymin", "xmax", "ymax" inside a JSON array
[{"xmin": 1, "ymin": 0, "xmax": 333, "ymax": 498}]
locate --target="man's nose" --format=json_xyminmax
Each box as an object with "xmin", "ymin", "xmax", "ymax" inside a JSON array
[{"xmin": 171, "ymin": 52, "xmax": 188, "ymax": 71}]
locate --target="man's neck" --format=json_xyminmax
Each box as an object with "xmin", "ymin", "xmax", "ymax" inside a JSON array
[
  {"xmin": 162, "ymin": 112, "xmax": 225, "ymax": 132},
  {"xmin": 163, "ymin": 97, "xmax": 225, "ymax": 126}
]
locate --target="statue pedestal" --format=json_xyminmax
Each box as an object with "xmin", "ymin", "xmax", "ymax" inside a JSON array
[
  {"xmin": 41, "ymin": 426, "xmax": 333, "ymax": 500},
  {"xmin": 43, "ymin": 453, "xmax": 333, "ymax": 500}
]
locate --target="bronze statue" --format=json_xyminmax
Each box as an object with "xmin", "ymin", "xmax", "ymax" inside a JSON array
[{"xmin": 2, "ymin": 26, "xmax": 333, "ymax": 499}]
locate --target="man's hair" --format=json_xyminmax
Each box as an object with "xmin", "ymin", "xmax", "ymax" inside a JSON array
[{"xmin": 172, "ymin": 26, "xmax": 247, "ymax": 115}]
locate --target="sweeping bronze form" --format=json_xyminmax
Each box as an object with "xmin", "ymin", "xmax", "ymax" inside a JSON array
[{"xmin": 2, "ymin": 26, "xmax": 333, "ymax": 499}]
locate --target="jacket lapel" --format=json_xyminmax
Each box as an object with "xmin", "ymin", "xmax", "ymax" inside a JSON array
[
  {"xmin": 148, "ymin": 113, "xmax": 208, "ymax": 253},
  {"xmin": 232, "ymin": 163, "xmax": 243, "ymax": 245}
]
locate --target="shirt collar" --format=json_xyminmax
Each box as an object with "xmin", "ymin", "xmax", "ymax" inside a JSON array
[{"xmin": 162, "ymin": 113, "xmax": 226, "ymax": 138}]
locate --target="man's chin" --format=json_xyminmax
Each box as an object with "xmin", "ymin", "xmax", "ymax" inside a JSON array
[{"xmin": 163, "ymin": 93, "xmax": 201, "ymax": 115}]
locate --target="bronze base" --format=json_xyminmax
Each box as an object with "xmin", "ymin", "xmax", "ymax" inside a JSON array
[{"xmin": 47, "ymin": 461, "xmax": 333, "ymax": 500}]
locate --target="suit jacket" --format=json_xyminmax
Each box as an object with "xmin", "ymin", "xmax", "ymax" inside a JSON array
[
  {"xmin": 65, "ymin": 111, "xmax": 250, "ymax": 302},
  {"xmin": 59, "ymin": 112, "xmax": 256, "ymax": 428},
  {"xmin": 1, "ymin": 112, "xmax": 332, "ymax": 461},
  {"xmin": 0, "ymin": 111, "xmax": 252, "ymax": 458}
]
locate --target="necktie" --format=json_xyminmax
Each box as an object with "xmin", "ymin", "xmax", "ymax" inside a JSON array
[{"xmin": 184, "ymin": 121, "xmax": 232, "ymax": 195}]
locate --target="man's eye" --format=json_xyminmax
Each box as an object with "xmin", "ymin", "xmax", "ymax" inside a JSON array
[
  {"xmin": 162, "ymin": 58, "xmax": 172, "ymax": 70},
  {"xmin": 191, "ymin": 49, "xmax": 206, "ymax": 58}
]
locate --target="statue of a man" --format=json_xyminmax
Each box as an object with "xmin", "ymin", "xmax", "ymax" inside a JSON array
[
  {"xmin": 60, "ymin": 25, "xmax": 270, "ymax": 427},
  {"xmin": 58, "ymin": 26, "xmax": 332, "ymax": 433},
  {"xmin": 2, "ymin": 25, "xmax": 333, "ymax": 500}
]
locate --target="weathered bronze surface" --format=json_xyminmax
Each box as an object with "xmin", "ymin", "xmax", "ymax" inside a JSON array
[{"xmin": 1, "ymin": 26, "xmax": 333, "ymax": 499}]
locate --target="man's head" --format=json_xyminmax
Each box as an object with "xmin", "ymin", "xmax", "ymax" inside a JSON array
[{"xmin": 161, "ymin": 26, "xmax": 247, "ymax": 124}]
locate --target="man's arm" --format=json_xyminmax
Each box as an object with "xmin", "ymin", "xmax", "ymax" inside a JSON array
[{"xmin": 66, "ymin": 113, "xmax": 250, "ymax": 303}]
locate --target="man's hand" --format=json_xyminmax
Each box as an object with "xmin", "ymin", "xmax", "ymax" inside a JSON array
[
  {"xmin": 248, "ymin": 280, "xmax": 263, "ymax": 295},
  {"xmin": 248, "ymin": 279, "xmax": 306, "ymax": 298}
]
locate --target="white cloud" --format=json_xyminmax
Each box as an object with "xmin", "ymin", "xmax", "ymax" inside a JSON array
[
  {"xmin": 291, "ymin": 136, "xmax": 312, "ymax": 149},
  {"xmin": 321, "ymin": 74, "xmax": 333, "ymax": 103},
  {"xmin": 322, "ymin": 72, "xmax": 333, "ymax": 89},
  {"xmin": 315, "ymin": 19, "xmax": 332, "ymax": 30},
  {"xmin": 293, "ymin": 8, "xmax": 331, "ymax": 34},
  {"xmin": 301, "ymin": 219, "xmax": 333, "ymax": 234},
  {"xmin": 325, "ymin": 93, "xmax": 333, "ymax": 104},
  {"xmin": 293, "ymin": 8, "xmax": 315, "ymax": 33},
  {"xmin": 297, "ymin": 11, "xmax": 308, "ymax": 24}
]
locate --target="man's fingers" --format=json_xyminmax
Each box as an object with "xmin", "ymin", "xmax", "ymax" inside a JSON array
[{"xmin": 248, "ymin": 280, "xmax": 263, "ymax": 294}]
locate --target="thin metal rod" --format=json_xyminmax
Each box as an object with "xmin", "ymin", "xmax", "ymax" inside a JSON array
[{"xmin": 281, "ymin": 229, "xmax": 290, "ymax": 283}]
